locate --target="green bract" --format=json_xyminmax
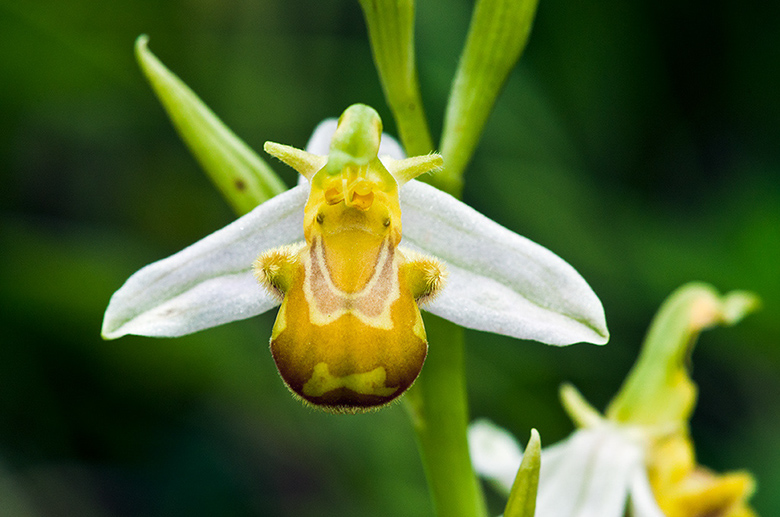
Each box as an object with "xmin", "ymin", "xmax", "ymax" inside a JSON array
[
  {"xmin": 440, "ymin": 0, "xmax": 540, "ymax": 195},
  {"xmin": 503, "ymin": 429, "xmax": 541, "ymax": 517},
  {"xmin": 135, "ymin": 36, "xmax": 286, "ymax": 215}
]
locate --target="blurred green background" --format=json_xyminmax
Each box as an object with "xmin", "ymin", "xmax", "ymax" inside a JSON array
[{"xmin": 2, "ymin": 0, "xmax": 778, "ymax": 515}]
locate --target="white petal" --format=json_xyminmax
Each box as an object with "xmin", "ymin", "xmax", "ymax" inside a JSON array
[
  {"xmin": 401, "ymin": 180, "xmax": 608, "ymax": 346},
  {"xmin": 378, "ymin": 131, "xmax": 406, "ymax": 161},
  {"xmin": 468, "ymin": 419, "xmax": 524, "ymax": 496},
  {"xmin": 305, "ymin": 117, "xmax": 406, "ymax": 160},
  {"xmin": 305, "ymin": 118, "xmax": 338, "ymax": 154},
  {"xmin": 101, "ymin": 185, "xmax": 309, "ymax": 339},
  {"xmin": 536, "ymin": 432, "xmax": 595, "ymax": 517},
  {"xmin": 628, "ymin": 466, "xmax": 666, "ymax": 517},
  {"xmin": 536, "ymin": 427, "xmax": 642, "ymax": 517}
]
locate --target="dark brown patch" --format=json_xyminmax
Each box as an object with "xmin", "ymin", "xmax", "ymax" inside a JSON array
[{"xmin": 234, "ymin": 179, "xmax": 247, "ymax": 191}]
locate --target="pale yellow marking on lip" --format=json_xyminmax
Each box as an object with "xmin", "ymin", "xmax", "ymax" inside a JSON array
[
  {"xmin": 302, "ymin": 362, "xmax": 398, "ymax": 397},
  {"xmin": 273, "ymin": 297, "xmax": 288, "ymax": 336},
  {"xmin": 412, "ymin": 307, "xmax": 426, "ymax": 341},
  {"xmin": 302, "ymin": 237, "xmax": 400, "ymax": 329}
]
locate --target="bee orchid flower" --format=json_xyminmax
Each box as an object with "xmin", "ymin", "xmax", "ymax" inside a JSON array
[{"xmin": 101, "ymin": 101, "xmax": 608, "ymax": 412}]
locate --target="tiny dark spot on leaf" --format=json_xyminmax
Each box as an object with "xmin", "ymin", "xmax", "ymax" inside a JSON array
[{"xmin": 235, "ymin": 179, "xmax": 247, "ymax": 191}]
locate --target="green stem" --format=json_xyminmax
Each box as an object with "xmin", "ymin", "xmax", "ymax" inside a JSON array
[
  {"xmin": 358, "ymin": 0, "xmax": 435, "ymax": 156},
  {"xmin": 405, "ymin": 315, "xmax": 488, "ymax": 517}
]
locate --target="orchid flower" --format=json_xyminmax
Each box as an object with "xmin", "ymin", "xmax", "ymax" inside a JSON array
[
  {"xmin": 470, "ymin": 418, "xmax": 662, "ymax": 517},
  {"xmin": 101, "ymin": 103, "xmax": 607, "ymax": 411},
  {"xmin": 469, "ymin": 283, "xmax": 760, "ymax": 517},
  {"xmin": 101, "ymin": 38, "xmax": 607, "ymax": 413}
]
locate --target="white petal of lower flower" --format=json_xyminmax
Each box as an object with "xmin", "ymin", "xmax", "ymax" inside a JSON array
[
  {"xmin": 304, "ymin": 119, "xmax": 338, "ymax": 155},
  {"xmin": 401, "ymin": 180, "xmax": 609, "ymax": 346},
  {"xmin": 536, "ymin": 427, "xmax": 642, "ymax": 517},
  {"xmin": 535, "ymin": 432, "xmax": 596, "ymax": 517},
  {"xmin": 470, "ymin": 422, "xmax": 661, "ymax": 517},
  {"xmin": 101, "ymin": 185, "xmax": 309, "ymax": 339},
  {"xmin": 468, "ymin": 419, "xmax": 525, "ymax": 496},
  {"xmin": 628, "ymin": 465, "xmax": 666, "ymax": 517}
]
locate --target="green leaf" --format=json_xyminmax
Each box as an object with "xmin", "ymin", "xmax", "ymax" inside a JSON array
[
  {"xmin": 135, "ymin": 35, "xmax": 286, "ymax": 216},
  {"xmin": 439, "ymin": 0, "xmax": 539, "ymax": 196},
  {"xmin": 503, "ymin": 429, "xmax": 540, "ymax": 517}
]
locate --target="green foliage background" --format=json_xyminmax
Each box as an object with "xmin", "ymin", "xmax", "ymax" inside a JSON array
[{"xmin": 2, "ymin": 0, "xmax": 778, "ymax": 515}]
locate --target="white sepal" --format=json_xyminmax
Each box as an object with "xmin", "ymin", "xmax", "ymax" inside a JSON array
[
  {"xmin": 104, "ymin": 120, "xmax": 609, "ymax": 347},
  {"xmin": 401, "ymin": 180, "xmax": 609, "ymax": 346},
  {"xmin": 304, "ymin": 118, "xmax": 338, "ymax": 155},
  {"xmin": 536, "ymin": 427, "xmax": 642, "ymax": 517},
  {"xmin": 101, "ymin": 185, "xmax": 308, "ymax": 339},
  {"xmin": 628, "ymin": 465, "xmax": 667, "ymax": 517}
]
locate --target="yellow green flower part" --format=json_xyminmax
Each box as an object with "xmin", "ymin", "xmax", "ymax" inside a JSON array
[{"xmin": 607, "ymin": 283, "xmax": 760, "ymax": 517}]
